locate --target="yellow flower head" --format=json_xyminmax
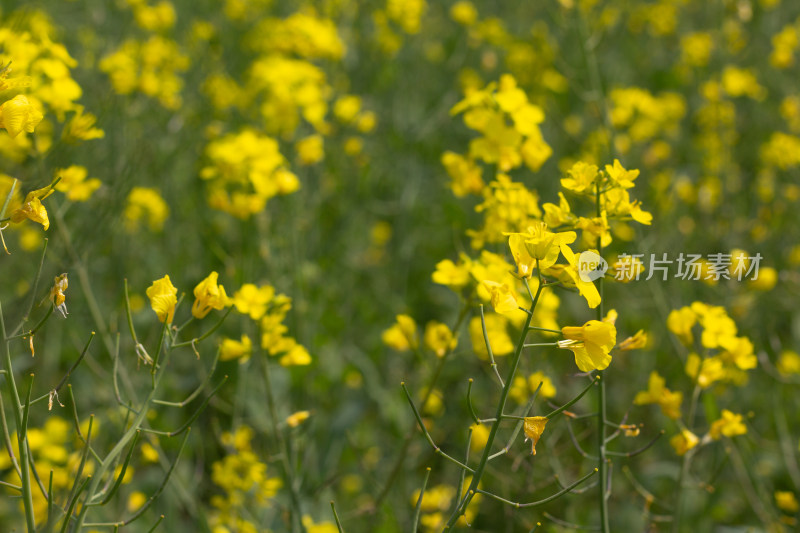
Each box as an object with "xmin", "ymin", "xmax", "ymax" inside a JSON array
[
  {"xmin": 618, "ymin": 330, "xmax": 648, "ymax": 351},
  {"xmin": 423, "ymin": 321, "xmax": 457, "ymax": 357},
  {"xmin": 561, "ymin": 161, "xmax": 599, "ymax": 194},
  {"xmin": 146, "ymin": 275, "xmax": 178, "ymax": 324},
  {"xmin": 10, "ymin": 185, "xmax": 55, "ymax": 230},
  {"xmin": 481, "ymin": 280, "xmax": 519, "ymax": 315},
  {"xmin": 775, "ymin": 491, "xmax": 800, "ymax": 514},
  {"xmin": 523, "ymin": 416, "xmax": 548, "ymax": 455},
  {"xmin": 634, "ymin": 371, "xmax": 683, "ymax": 419},
  {"xmin": 192, "ymin": 271, "xmax": 231, "ymax": 319},
  {"xmin": 286, "ymin": 410, "xmax": 310, "ymax": 428},
  {"xmin": 0, "ymin": 95, "xmax": 43, "ymax": 138},
  {"xmin": 709, "ymin": 410, "xmax": 747, "ymax": 440},
  {"xmin": 559, "ymin": 320, "xmax": 616, "ymax": 372},
  {"xmin": 671, "ymin": 429, "xmax": 699, "ymax": 456},
  {"xmin": 382, "ymin": 314, "xmax": 418, "ymax": 351},
  {"xmin": 49, "ymin": 273, "xmax": 69, "ymax": 318},
  {"xmin": 220, "ymin": 335, "xmax": 252, "ymax": 362}
]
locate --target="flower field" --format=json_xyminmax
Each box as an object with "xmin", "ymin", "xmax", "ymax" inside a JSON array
[{"xmin": 0, "ymin": 0, "xmax": 799, "ymax": 531}]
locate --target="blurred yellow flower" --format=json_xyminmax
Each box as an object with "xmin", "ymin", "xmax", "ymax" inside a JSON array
[
  {"xmin": 192, "ymin": 271, "xmax": 231, "ymax": 319},
  {"xmin": 432, "ymin": 257, "xmax": 471, "ymax": 289},
  {"xmin": 469, "ymin": 314, "xmax": 513, "ymax": 358},
  {"xmin": 124, "ymin": 187, "xmax": 169, "ymax": 232},
  {"xmin": 220, "ymin": 335, "xmax": 252, "ymax": 362},
  {"xmin": 295, "ymin": 134, "xmax": 324, "ymax": 165},
  {"xmin": 54, "ymin": 165, "xmax": 101, "ymax": 202},
  {"xmin": 775, "ymin": 491, "xmax": 800, "ymax": 513},
  {"xmin": 450, "ymin": 1, "xmax": 478, "ymax": 25},
  {"xmin": 232, "ymin": 283, "xmax": 275, "ymax": 320},
  {"xmin": 634, "ymin": 371, "xmax": 683, "ymax": 419},
  {"xmin": 670, "ymin": 429, "xmax": 699, "ymax": 456},
  {"xmin": 560, "ymin": 320, "xmax": 616, "ymax": 372},
  {"xmin": 618, "ymin": 330, "xmax": 647, "ymax": 351},
  {"xmin": 777, "ymin": 350, "xmax": 800, "ymax": 375},
  {"xmin": 423, "ymin": 321, "xmax": 457, "ymax": 357},
  {"xmin": 146, "ymin": 275, "xmax": 177, "ymax": 324},
  {"xmin": 382, "ymin": 314, "xmax": 418, "ymax": 351},
  {"xmin": 667, "ymin": 306, "xmax": 696, "ymax": 346},
  {"xmin": 286, "ymin": 410, "xmax": 310, "ymax": 428},
  {"xmin": 709, "ymin": 410, "xmax": 747, "ymax": 440}
]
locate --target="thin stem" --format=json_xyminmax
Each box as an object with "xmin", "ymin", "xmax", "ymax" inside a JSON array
[
  {"xmin": 1, "ymin": 301, "xmax": 36, "ymax": 531},
  {"xmin": 330, "ymin": 501, "xmax": 345, "ymax": 533},
  {"xmin": 401, "ymin": 383, "xmax": 475, "ymax": 473},
  {"xmin": 260, "ymin": 353, "xmax": 307, "ymax": 533},
  {"xmin": 445, "ymin": 276, "xmax": 544, "ymax": 528},
  {"xmin": 476, "ymin": 468, "xmax": 598, "ymax": 508},
  {"xmin": 479, "ymin": 305, "xmax": 504, "ymax": 387},
  {"xmin": 372, "ymin": 299, "xmax": 472, "ymax": 511},
  {"xmin": 411, "ymin": 468, "xmax": 431, "ymax": 532},
  {"xmin": 545, "ymin": 376, "xmax": 600, "ymax": 419}
]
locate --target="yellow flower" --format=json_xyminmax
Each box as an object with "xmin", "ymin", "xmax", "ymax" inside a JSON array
[
  {"xmin": 667, "ymin": 307, "xmax": 696, "ymax": 346},
  {"xmin": 423, "ymin": 321, "xmax": 457, "ymax": 357},
  {"xmin": 618, "ymin": 330, "xmax": 647, "ymax": 351},
  {"xmin": 709, "ymin": 410, "xmax": 747, "ymax": 440},
  {"xmin": 49, "ymin": 273, "xmax": 69, "ymax": 318},
  {"xmin": 559, "ymin": 320, "xmax": 616, "ymax": 372},
  {"xmin": 561, "ymin": 161, "xmax": 598, "ymax": 194},
  {"xmin": 777, "ymin": 350, "xmax": 800, "ymax": 375},
  {"xmin": 124, "ymin": 187, "xmax": 169, "ymax": 232},
  {"xmin": 523, "ymin": 416, "xmax": 548, "ymax": 455},
  {"xmin": 685, "ymin": 354, "xmax": 725, "ymax": 388},
  {"xmin": 775, "ymin": 491, "xmax": 800, "ymax": 514},
  {"xmin": 279, "ymin": 343, "xmax": 311, "ymax": 366},
  {"xmin": 10, "ymin": 185, "xmax": 55, "ymax": 230},
  {"xmin": 382, "ymin": 314, "xmax": 418, "ymax": 351},
  {"xmin": 529, "ymin": 371, "xmax": 556, "ymax": 399},
  {"xmin": 431, "ymin": 257, "xmax": 471, "ymax": 289},
  {"xmin": 295, "ymin": 134, "xmax": 324, "ymax": 165},
  {"xmin": 232, "ymin": 283, "xmax": 275, "ymax": 320},
  {"xmin": 670, "ymin": 429, "xmax": 699, "ymax": 456},
  {"xmin": 146, "ymin": 275, "xmax": 178, "ymax": 323},
  {"xmin": 604, "ymin": 159, "xmax": 639, "ymax": 189},
  {"xmin": 470, "ymin": 423, "xmax": 490, "ymax": 451},
  {"xmin": 192, "ymin": 271, "xmax": 231, "ymax": 319},
  {"xmin": 220, "ymin": 335, "xmax": 252, "ymax": 362},
  {"xmin": 286, "ymin": 411, "xmax": 310, "ymax": 428},
  {"xmin": 62, "ymin": 106, "xmax": 104, "ymax": 143},
  {"xmin": 0, "ymin": 95, "xmax": 43, "ymax": 138},
  {"xmin": 508, "ymin": 222, "xmax": 577, "ymax": 271},
  {"xmin": 481, "ymin": 280, "xmax": 519, "ymax": 315},
  {"xmin": 54, "ymin": 166, "xmax": 101, "ymax": 202},
  {"xmin": 634, "ymin": 371, "xmax": 683, "ymax": 419}
]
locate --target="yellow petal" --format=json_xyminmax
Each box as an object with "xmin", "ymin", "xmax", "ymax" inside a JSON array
[{"xmin": 523, "ymin": 416, "xmax": 548, "ymax": 455}]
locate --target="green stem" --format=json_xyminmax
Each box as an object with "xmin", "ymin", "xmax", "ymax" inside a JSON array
[
  {"xmin": 0, "ymin": 301, "xmax": 36, "ymax": 531},
  {"xmin": 372, "ymin": 299, "xmax": 472, "ymax": 511},
  {"xmin": 445, "ymin": 277, "xmax": 544, "ymax": 528},
  {"xmin": 260, "ymin": 354, "xmax": 307, "ymax": 533}
]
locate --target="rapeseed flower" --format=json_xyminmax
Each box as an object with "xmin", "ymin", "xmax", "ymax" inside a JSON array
[
  {"xmin": 146, "ymin": 275, "xmax": 177, "ymax": 324},
  {"xmin": 192, "ymin": 271, "xmax": 231, "ymax": 319},
  {"xmin": 559, "ymin": 320, "xmax": 616, "ymax": 372}
]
